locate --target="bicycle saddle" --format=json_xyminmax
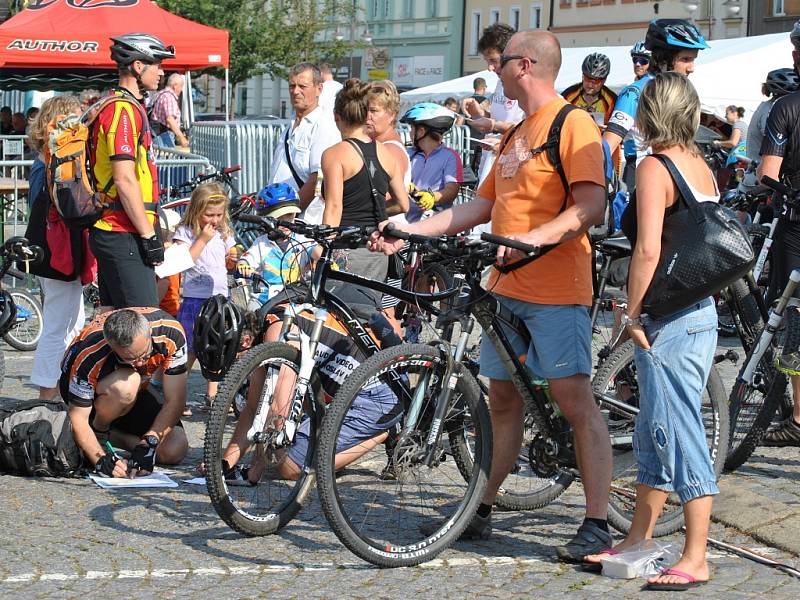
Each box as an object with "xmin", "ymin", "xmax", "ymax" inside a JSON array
[{"xmin": 596, "ymin": 235, "xmax": 631, "ymax": 258}]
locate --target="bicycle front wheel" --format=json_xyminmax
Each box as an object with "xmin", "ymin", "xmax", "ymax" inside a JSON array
[
  {"xmin": 3, "ymin": 289, "xmax": 43, "ymax": 351},
  {"xmin": 316, "ymin": 343, "xmax": 491, "ymax": 567},
  {"xmin": 592, "ymin": 340, "xmax": 729, "ymax": 537},
  {"xmin": 204, "ymin": 342, "xmax": 323, "ymax": 536}
]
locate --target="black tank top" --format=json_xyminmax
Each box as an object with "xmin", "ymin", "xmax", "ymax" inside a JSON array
[{"xmin": 339, "ymin": 139, "xmax": 389, "ymax": 227}]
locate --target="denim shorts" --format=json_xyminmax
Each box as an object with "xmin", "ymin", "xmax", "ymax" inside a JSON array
[
  {"xmin": 287, "ymin": 382, "xmax": 402, "ymax": 467},
  {"xmin": 634, "ymin": 297, "xmax": 719, "ymax": 503},
  {"xmin": 478, "ymin": 295, "xmax": 592, "ymax": 380}
]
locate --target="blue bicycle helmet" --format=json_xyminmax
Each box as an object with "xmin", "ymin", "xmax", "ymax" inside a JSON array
[
  {"xmin": 400, "ymin": 102, "xmax": 456, "ymax": 134},
  {"xmin": 256, "ymin": 183, "xmax": 301, "ymax": 218},
  {"xmin": 645, "ymin": 19, "xmax": 709, "ymax": 52},
  {"xmin": 630, "ymin": 41, "xmax": 651, "ymax": 59}
]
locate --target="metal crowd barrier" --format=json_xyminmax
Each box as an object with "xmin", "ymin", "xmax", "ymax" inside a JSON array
[
  {"xmin": 189, "ymin": 121, "xmax": 474, "ymax": 194},
  {"xmin": 152, "ymin": 146, "xmax": 214, "ymax": 197}
]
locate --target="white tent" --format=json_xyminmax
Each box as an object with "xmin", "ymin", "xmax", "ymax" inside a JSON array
[{"xmin": 400, "ymin": 33, "xmax": 793, "ymax": 121}]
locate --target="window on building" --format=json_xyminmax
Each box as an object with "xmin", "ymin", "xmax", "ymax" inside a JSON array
[
  {"xmin": 403, "ymin": 0, "xmax": 413, "ymax": 19},
  {"xmin": 510, "ymin": 6, "xmax": 521, "ymax": 31},
  {"xmin": 774, "ymin": 0, "xmax": 785, "ymax": 16},
  {"xmin": 490, "ymin": 8, "xmax": 500, "ymax": 23},
  {"xmin": 429, "ymin": 0, "xmax": 438, "ymax": 17},
  {"xmin": 530, "ymin": 3, "xmax": 542, "ymax": 29},
  {"xmin": 470, "ymin": 11, "xmax": 482, "ymax": 55},
  {"xmin": 382, "ymin": 0, "xmax": 391, "ymax": 18},
  {"xmin": 371, "ymin": 0, "xmax": 379, "ymax": 19}
]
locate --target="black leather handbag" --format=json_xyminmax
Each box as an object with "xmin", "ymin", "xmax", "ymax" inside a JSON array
[{"xmin": 624, "ymin": 154, "xmax": 755, "ymax": 319}]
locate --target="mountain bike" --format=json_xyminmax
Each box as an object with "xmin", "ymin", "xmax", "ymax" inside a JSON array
[
  {"xmin": 325, "ymin": 228, "xmax": 729, "ymax": 544},
  {"xmin": 203, "ymin": 215, "xmax": 459, "ymax": 539},
  {"xmin": 724, "ymin": 176, "xmax": 800, "ymax": 470}
]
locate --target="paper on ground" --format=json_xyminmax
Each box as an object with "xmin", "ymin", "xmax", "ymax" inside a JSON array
[
  {"xmin": 88, "ymin": 470, "xmax": 179, "ymax": 489},
  {"xmin": 183, "ymin": 477, "xmax": 206, "ymax": 486},
  {"xmin": 154, "ymin": 244, "xmax": 195, "ymax": 278}
]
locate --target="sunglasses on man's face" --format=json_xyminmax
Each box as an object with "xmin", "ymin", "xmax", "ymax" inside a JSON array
[
  {"xmin": 633, "ymin": 56, "xmax": 650, "ymax": 66},
  {"xmin": 499, "ymin": 54, "xmax": 537, "ymax": 69}
]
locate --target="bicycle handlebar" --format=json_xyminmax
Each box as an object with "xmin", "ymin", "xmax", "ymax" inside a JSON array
[
  {"xmin": 236, "ymin": 214, "xmax": 377, "ymax": 245},
  {"xmin": 383, "ymin": 222, "xmax": 542, "ymax": 256}
]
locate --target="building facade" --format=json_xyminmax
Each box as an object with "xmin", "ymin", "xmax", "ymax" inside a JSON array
[
  {"xmin": 462, "ymin": 0, "xmax": 549, "ymax": 73},
  {"xmin": 748, "ymin": 0, "xmax": 800, "ymax": 35},
  {"xmin": 552, "ymin": 0, "xmax": 747, "ymax": 47}
]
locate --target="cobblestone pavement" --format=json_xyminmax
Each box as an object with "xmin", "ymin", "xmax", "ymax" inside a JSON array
[{"xmin": 1, "ymin": 339, "xmax": 800, "ymax": 599}]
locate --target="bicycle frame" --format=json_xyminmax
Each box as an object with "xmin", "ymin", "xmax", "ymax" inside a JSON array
[
  {"xmin": 753, "ymin": 214, "xmax": 779, "ymax": 282},
  {"xmin": 740, "ymin": 268, "xmax": 800, "ymax": 384}
]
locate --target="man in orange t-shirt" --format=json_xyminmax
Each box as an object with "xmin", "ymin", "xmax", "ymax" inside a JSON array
[{"xmin": 370, "ymin": 30, "xmax": 612, "ymax": 559}]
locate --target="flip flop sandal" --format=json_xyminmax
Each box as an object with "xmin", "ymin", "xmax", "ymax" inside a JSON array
[
  {"xmin": 644, "ymin": 568, "xmax": 708, "ymax": 591},
  {"xmin": 580, "ymin": 548, "xmax": 619, "ymax": 573}
]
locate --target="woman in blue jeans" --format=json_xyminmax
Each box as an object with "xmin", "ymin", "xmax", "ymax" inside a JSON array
[{"xmin": 587, "ymin": 72, "xmax": 719, "ymax": 590}]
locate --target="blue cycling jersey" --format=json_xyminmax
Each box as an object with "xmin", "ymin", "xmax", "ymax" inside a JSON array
[{"xmin": 607, "ymin": 74, "xmax": 654, "ymax": 162}]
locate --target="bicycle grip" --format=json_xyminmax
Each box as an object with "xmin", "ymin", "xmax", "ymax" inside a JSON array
[
  {"xmin": 480, "ymin": 232, "xmax": 539, "ymax": 255},
  {"xmin": 382, "ymin": 222, "xmax": 410, "ymax": 240},
  {"xmin": 237, "ymin": 213, "xmax": 270, "ymax": 226},
  {"xmin": 223, "ymin": 166, "xmax": 241, "ymax": 174},
  {"xmin": 761, "ymin": 176, "xmax": 791, "ymax": 197}
]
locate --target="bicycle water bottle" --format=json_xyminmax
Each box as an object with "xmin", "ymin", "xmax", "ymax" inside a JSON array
[{"xmin": 525, "ymin": 366, "xmax": 562, "ymax": 418}]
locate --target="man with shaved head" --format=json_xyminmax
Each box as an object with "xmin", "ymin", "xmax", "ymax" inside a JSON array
[{"xmin": 369, "ymin": 30, "xmax": 612, "ymax": 559}]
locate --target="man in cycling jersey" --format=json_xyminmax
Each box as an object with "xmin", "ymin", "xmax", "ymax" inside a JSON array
[
  {"xmin": 561, "ymin": 53, "xmax": 617, "ymax": 127},
  {"xmin": 622, "ymin": 42, "xmax": 651, "ymax": 190},
  {"xmin": 371, "ymin": 29, "xmax": 613, "ymax": 561},
  {"xmin": 760, "ymin": 20, "xmax": 800, "ymax": 447},
  {"xmin": 60, "ymin": 308, "xmax": 189, "ymax": 478},
  {"xmin": 195, "ymin": 296, "xmax": 403, "ymax": 484},
  {"xmin": 604, "ymin": 19, "xmax": 709, "ymax": 174},
  {"xmin": 90, "ymin": 34, "xmax": 175, "ymax": 310}
]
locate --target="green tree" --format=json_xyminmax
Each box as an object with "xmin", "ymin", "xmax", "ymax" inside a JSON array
[{"xmin": 158, "ymin": 0, "xmax": 358, "ymax": 85}]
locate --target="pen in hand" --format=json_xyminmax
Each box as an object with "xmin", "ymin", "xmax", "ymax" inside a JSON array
[{"xmin": 104, "ymin": 441, "xmax": 133, "ymax": 478}]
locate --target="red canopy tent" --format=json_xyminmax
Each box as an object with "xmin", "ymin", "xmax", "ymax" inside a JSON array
[{"xmin": 0, "ymin": 0, "xmax": 229, "ymax": 116}]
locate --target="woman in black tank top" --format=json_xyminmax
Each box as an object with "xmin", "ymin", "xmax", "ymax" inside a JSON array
[
  {"xmin": 320, "ymin": 79, "xmax": 408, "ymax": 227},
  {"xmin": 319, "ymin": 79, "xmax": 409, "ymax": 309}
]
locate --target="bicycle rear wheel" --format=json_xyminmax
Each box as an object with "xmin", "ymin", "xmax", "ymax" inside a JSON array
[
  {"xmin": 592, "ymin": 340, "xmax": 729, "ymax": 537},
  {"xmin": 316, "ymin": 343, "xmax": 491, "ymax": 567},
  {"xmin": 204, "ymin": 342, "xmax": 323, "ymax": 536},
  {"xmin": 3, "ymin": 289, "xmax": 43, "ymax": 351}
]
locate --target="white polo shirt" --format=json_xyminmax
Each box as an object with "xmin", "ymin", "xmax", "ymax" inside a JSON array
[
  {"xmin": 319, "ymin": 79, "xmax": 343, "ymax": 114},
  {"xmin": 270, "ymin": 105, "xmax": 341, "ymax": 191}
]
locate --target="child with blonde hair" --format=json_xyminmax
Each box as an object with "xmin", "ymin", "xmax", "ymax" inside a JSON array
[{"xmin": 174, "ymin": 183, "xmax": 238, "ymax": 411}]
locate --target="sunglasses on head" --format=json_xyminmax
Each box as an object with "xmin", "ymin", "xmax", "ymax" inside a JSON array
[{"xmin": 633, "ymin": 56, "xmax": 650, "ymax": 66}]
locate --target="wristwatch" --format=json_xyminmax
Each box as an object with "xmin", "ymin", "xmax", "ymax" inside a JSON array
[
  {"xmin": 620, "ymin": 313, "xmax": 642, "ymax": 329},
  {"xmin": 143, "ymin": 434, "xmax": 159, "ymax": 449}
]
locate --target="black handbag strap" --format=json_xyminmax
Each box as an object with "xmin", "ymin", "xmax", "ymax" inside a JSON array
[
  {"xmin": 284, "ymin": 125, "xmax": 306, "ymax": 189},
  {"xmin": 344, "ymin": 138, "xmax": 385, "ymax": 224},
  {"xmin": 649, "ymin": 154, "xmax": 706, "ymax": 220}
]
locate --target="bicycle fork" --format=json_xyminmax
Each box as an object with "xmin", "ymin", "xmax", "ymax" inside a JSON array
[
  {"xmin": 741, "ymin": 269, "xmax": 800, "ymax": 384},
  {"xmin": 247, "ymin": 303, "xmax": 328, "ymax": 446}
]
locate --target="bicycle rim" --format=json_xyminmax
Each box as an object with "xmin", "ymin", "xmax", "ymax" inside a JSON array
[
  {"xmin": 3, "ymin": 290, "xmax": 43, "ymax": 351},
  {"xmin": 204, "ymin": 342, "xmax": 321, "ymax": 536},
  {"xmin": 593, "ymin": 340, "xmax": 729, "ymax": 537},
  {"xmin": 316, "ymin": 343, "xmax": 491, "ymax": 567}
]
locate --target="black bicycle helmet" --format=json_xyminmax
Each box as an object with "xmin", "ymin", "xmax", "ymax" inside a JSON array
[
  {"xmin": 630, "ymin": 41, "xmax": 651, "ymax": 59},
  {"xmin": 400, "ymin": 102, "xmax": 456, "ymax": 134},
  {"xmin": 645, "ymin": 19, "xmax": 709, "ymax": 52},
  {"xmin": 110, "ymin": 33, "xmax": 175, "ymax": 66},
  {"xmin": 193, "ymin": 295, "xmax": 244, "ymax": 382},
  {"xmin": 0, "ymin": 290, "xmax": 17, "ymax": 337},
  {"xmin": 765, "ymin": 68, "xmax": 800, "ymax": 97},
  {"xmin": 582, "ymin": 53, "xmax": 611, "ymax": 79}
]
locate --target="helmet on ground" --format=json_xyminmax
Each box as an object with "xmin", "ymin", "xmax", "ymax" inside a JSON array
[
  {"xmin": 0, "ymin": 290, "xmax": 17, "ymax": 337},
  {"xmin": 645, "ymin": 19, "xmax": 709, "ymax": 52},
  {"xmin": 110, "ymin": 33, "xmax": 175, "ymax": 66},
  {"xmin": 582, "ymin": 53, "xmax": 611, "ymax": 79},
  {"xmin": 193, "ymin": 295, "xmax": 244, "ymax": 382},
  {"xmin": 630, "ymin": 41, "xmax": 651, "ymax": 59},
  {"xmin": 400, "ymin": 102, "xmax": 456, "ymax": 134},
  {"xmin": 791, "ymin": 20, "xmax": 800, "ymax": 49},
  {"xmin": 765, "ymin": 67, "xmax": 800, "ymax": 97},
  {"xmin": 256, "ymin": 183, "xmax": 301, "ymax": 218}
]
